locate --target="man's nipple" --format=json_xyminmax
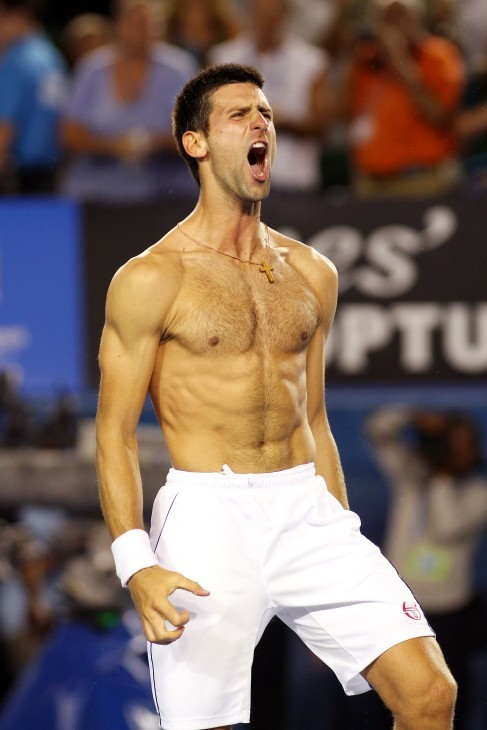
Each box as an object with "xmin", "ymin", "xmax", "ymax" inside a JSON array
[
  {"xmin": 300, "ymin": 331, "xmax": 309, "ymax": 342},
  {"xmin": 208, "ymin": 336, "xmax": 220, "ymax": 347}
]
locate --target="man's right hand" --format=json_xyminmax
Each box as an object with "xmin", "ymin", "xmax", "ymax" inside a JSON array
[{"xmin": 127, "ymin": 565, "xmax": 210, "ymax": 644}]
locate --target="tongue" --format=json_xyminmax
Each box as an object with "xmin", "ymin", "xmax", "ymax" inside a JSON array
[
  {"xmin": 250, "ymin": 160, "xmax": 262, "ymax": 175},
  {"xmin": 248, "ymin": 148, "xmax": 266, "ymax": 178}
]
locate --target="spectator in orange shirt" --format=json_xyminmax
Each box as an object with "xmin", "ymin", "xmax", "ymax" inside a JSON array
[{"xmin": 345, "ymin": 0, "xmax": 465, "ymax": 197}]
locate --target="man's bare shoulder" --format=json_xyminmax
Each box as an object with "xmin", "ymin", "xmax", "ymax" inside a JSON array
[
  {"xmin": 109, "ymin": 230, "xmax": 184, "ymax": 296},
  {"xmin": 105, "ymin": 230, "xmax": 185, "ymax": 329},
  {"xmin": 272, "ymin": 228, "xmax": 338, "ymax": 287}
]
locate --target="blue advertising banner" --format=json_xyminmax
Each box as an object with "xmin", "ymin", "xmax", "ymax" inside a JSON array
[{"xmin": 0, "ymin": 198, "xmax": 84, "ymax": 393}]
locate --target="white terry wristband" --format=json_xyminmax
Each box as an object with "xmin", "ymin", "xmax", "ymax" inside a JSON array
[{"xmin": 111, "ymin": 529, "xmax": 158, "ymax": 587}]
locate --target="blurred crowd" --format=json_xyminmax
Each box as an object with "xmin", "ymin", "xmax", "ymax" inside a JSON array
[
  {"xmin": 365, "ymin": 406, "xmax": 487, "ymax": 729},
  {"xmin": 1, "ymin": 0, "xmax": 487, "ymax": 201},
  {"xmin": 0, "ymin": 372, "xmax": 78, "ymax": 450},
  {"xmin": 0, "ymin": 370, "xmax": 129, "ymax": 712},
  {"xmin": 0, "ymin": 509, "xmax": 126, "ymax": 702}
]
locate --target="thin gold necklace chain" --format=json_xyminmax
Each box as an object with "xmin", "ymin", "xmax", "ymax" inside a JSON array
[{"xmin": 176, "ymin": 222, "xmax": 271, "ymax": 266}]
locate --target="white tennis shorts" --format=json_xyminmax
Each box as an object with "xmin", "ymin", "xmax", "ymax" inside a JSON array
[{"xmin": 148, "ymin": 463, "xmax": 434, "ymax": 730}]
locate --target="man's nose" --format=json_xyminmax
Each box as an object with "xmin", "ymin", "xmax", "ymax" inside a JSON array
[{"xmin": 251, "ymin": 112, "xmax": 270, "ymax": 130}]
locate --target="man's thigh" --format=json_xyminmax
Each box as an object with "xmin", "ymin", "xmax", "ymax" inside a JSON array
[{"xmin": 362, "ymin": 636, "xmax": 454, "ymax": 708}]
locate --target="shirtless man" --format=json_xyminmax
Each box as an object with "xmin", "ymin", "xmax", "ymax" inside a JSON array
[{"xmin": 95, "ymin": 64, "xmax": 457, "ymax": 730}]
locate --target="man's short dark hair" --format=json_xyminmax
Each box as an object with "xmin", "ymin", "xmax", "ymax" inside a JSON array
[{"xmin": 172, "ymin": 63, "xmax": 265, "ymax": 185}]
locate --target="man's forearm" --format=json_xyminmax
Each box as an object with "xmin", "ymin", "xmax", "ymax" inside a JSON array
[
  {"xmin": 313, "ymin": 420, "xmax": 349, "ymax": 509},
  {"xmin": 318, "ymin": 441, "xmax": 349, "ymax": 509},
  {"xmin": 96, "ymin": 435, "xmax": 160, "ymax": 586},
  {"xmin": 96, "ymin": 434, "xmax": 145, "ymax": 538}
]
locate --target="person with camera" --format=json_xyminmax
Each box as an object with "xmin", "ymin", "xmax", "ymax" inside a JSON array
[
  {"xmin": 344, "ymin": 0, "xmax": 465, "ymax": 197},
  {"xmin": 365, "ymin": 405, "xmax": 487, "ymax": 729}
]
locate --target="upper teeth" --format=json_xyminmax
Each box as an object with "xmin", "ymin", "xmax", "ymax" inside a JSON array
[{"xmin": 252, "ymin": 142, "xmax": 266, "ymax": 149}]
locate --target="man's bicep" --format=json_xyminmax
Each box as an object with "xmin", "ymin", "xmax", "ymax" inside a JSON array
[
  {"xmin": 305, "ymin": 322, "xmax": 328, "ymax": 428},
  {"xmin": 306, "ymin": 256, "xmax": 337, "ymax": 426},
  {"xmin": 97, "ymin": 256, "xmax": 171, "ymax": 426},
  {"xmin": 97, "ymin": 320, "xmax": 160, "ymax": 435}
]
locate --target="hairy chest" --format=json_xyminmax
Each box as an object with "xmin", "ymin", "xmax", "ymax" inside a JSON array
[{"xmin": 166, "ymin": 256, "xmax": 320, "ymax": 357}]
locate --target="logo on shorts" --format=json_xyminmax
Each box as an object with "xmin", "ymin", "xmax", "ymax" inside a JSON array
[{"xmin": 402, "ymin": 601, "xmax": 422, "ymax": 620}]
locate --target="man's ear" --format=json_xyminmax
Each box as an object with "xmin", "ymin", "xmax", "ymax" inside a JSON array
[{"xmin": 182, "ymin": 130, "xmax": 208, "ymax": 160}]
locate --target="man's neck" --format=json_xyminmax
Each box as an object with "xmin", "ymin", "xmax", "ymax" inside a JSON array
[{"xmin": 185, "ymin": 198, "xmax": 265, "ymax": 260}]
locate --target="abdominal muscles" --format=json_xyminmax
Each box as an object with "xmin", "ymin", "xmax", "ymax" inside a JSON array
[{"xmin": 150, "ymin": 256, "xmax": 319, "ymax": 472}]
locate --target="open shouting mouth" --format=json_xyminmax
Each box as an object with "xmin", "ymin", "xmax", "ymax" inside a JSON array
[{"xmin": 247, "ymin": 141, "xmax": 269, "ymax": 182}]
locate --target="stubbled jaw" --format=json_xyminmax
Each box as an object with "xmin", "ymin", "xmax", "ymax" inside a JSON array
[{"xmin": 247, "ymin": 141, "xmax": 269, "ymax": 182}]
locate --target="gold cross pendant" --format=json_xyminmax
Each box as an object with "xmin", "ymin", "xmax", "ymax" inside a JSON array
[{"xmin": 260, "ymin": 260, "xmax": 274, "ymax": 283}]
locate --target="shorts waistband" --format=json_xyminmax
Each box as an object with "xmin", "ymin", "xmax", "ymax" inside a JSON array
[{"xmin": 166, "ymin": 462, "xmax": 316, "ymax": 489}]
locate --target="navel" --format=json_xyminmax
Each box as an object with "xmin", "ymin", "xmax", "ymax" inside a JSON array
[{"xmin": 208, "ymin": 336, "xmax": 220, "ymax": 347}]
